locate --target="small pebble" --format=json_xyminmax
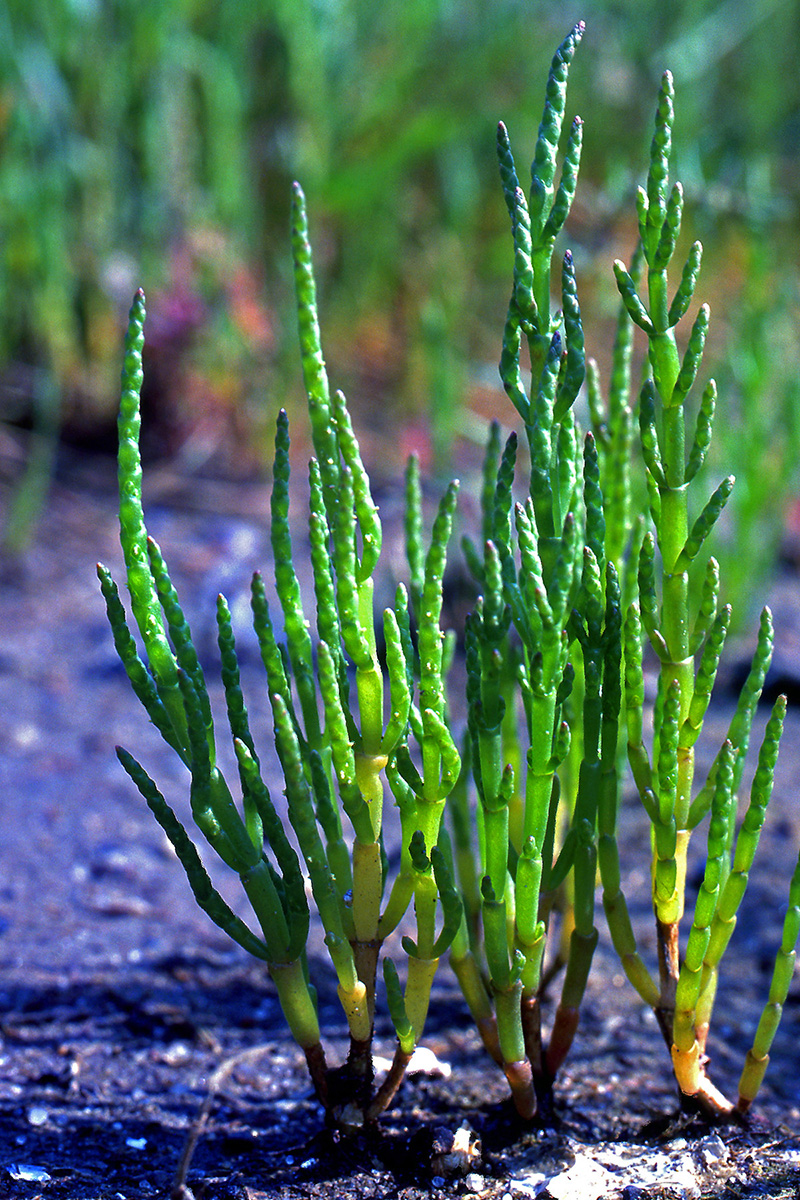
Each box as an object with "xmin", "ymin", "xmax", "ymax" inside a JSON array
[
  {"xmin": 696, "ymin": 1134, "xmax": 726, "ymax": 1166},
  {"xmin": 8, "ymin": 1164, "xmax": 51, "ymax": 1182},
  {"xmin": 406, "ymin": 1046, "xmax": 452, "ymax": 1078},
  {"xmin": 126, "ymin": 1137, "xmax": 147, "ymax": 1150},
  {"xmin": 160, "ymin": 1043, "xmax": 191, "ymax": 1066},
  {"xmin": 27, "ymin": 1106, "xmax": 48, "ymax": 1127}
]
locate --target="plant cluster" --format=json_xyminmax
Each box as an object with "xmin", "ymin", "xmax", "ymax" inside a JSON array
[{"xmin": 100, "ymin": 25, "xmax": 800, "ymax": 1129}]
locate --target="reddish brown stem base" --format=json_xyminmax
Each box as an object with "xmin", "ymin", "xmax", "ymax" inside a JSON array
[
  {"xmin": 366, "ymin": 1045, "xmax": 413, "ymax": 1121},
  {"xmin": 651, "ymin": 920, "xmax": 735, "ymax": 1120}
]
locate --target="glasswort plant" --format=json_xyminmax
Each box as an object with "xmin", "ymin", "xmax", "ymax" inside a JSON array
[
  {"xmin": 101, "ymin": 22, "xmax": 800, "ymax": 1128},
  {"xmin": 99, "ymin": 186, "xmax": 463, "ymax": 1129},
  {"xmin": 448, "ymin": 27, "xmax": 800, "ymax": 1122}
]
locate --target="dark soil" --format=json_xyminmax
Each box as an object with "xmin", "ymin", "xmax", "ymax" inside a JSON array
[{"xmin": 2, "ymin": 445, "xmax": 800, "ymax": 1199}]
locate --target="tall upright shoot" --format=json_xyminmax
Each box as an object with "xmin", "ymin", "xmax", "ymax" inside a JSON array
[{"xmin": 605, "ymin": 70, "xmax": 797, "ymax": 1116}]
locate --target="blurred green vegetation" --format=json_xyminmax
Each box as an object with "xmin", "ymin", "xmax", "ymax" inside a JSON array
[{"xmin": 1, "ymin": 0, "xmax": 798, "ymax": 607}]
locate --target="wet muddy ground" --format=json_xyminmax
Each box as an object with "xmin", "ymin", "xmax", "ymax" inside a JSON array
[{"xmin": 2, "ymin": 448, "xmax": 800, "ymax": 1199}]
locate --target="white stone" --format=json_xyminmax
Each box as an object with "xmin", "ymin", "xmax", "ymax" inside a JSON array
[
  {"xmin": 544, "ymin": 1153, "xmax": 617, "ymax": 1200},
  {"xmin": 695, "ymin": 1134, "xmax": 727, "ymax": 1167},
  {"xmin": 8, "ymin": 1165, "xmax": 51, "ymax": 1182},
  {"xmin": 372, "ymin": 1046, "xmax": 452, "ymax": 1079},
  {"xmin": 407, "ymin": 1046, "xmax": 453, "ymax": 1077}
]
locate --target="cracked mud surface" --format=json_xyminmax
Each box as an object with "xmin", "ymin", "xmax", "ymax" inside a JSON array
[{"xmin": 2, "ymin": 449, "xmax": 800, "ymax": 1199}]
